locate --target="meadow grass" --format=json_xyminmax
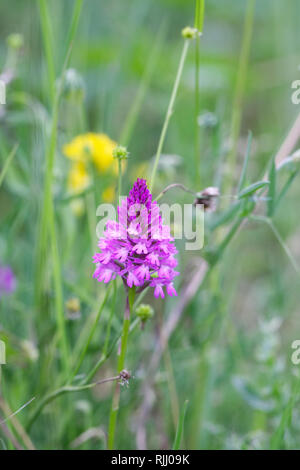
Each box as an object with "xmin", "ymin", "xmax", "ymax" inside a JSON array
[{"xmin": 0, "ymin": 0, "xmax": 300, "ymax": 451}]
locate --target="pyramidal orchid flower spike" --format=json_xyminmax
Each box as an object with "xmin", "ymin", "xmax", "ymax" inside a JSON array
[{"xmin": 93, "ymin": 178, "xmax": 179, "ymax": 298}]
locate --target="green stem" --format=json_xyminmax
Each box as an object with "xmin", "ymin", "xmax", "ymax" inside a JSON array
[
  {"xmin": 107, "ymin": 288, "xmax": 135, "ymax": 450},
  {"xmin": 224, "ymin": 0, "xmax": 256, "ymax": 194},
  {"xmin": 163, "ymin": 345, "xmax": 180, "ymax": 429},
  {"xmin": 194, "ymin": 0, "xmax": 205, "ymax": 185},
  {"xmin": 216, "ymin": 217, "xmax": 244, "ymax": 259},
  {"xmin": 102, "ymin": 281, "xmax": 117, "ymax": 357},
  {"xmin": 173, "ymin": 400, "xmax": 189, "ymax": 450},
  {"xmin": 65, "ymin": 0, "xmax": 83, "ymax": 57},
  {"xmin": 149, "ymin": 39, "xmax": 190, "ymax": 192},
  {"xmin": 118, "ymin": 159, "xmax": 122, "ymax": 200},
  {"xmin": 83, "ymin": 317, "xmax": 140, "ymax": 384},
  {"xmin": 119, "ymin": 22, "xmax": 166, "ymax": 147}
]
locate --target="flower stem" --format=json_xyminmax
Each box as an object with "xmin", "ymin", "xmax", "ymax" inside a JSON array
[
  {"xmin": 118, "ymin": 159, "xmax": 122, "ymax": 199},
  {"xmin": 149, "ymin": 38, "xmax": 190, "ymax": 192},
  {"xmin": 107, "ymin": 287, "xmax": 135, "ymax": 449}
]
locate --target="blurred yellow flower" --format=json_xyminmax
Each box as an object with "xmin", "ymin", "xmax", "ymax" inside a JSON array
[
  {"xmin": 63, "ymin": 133, "xmax": 122, "ymax": 215},
  {"xmin": 63, "ymin": 133, "xmax": 117, "ymax": 173},
  {"xmin": 68, "ymin": 161, "xmax": 90, "ymax": 193},
  {"xmin": 102, "ymin": 185, "xmax": 115, "ymax": 203}
]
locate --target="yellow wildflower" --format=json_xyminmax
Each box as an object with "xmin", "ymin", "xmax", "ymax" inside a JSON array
[
  {"xmin": 67, "ymin": 161, "xmax": 90, "ymax": 194},
  {"xmin": 63, "ymin": 132, "xmax": 117, "ymax": 173}
]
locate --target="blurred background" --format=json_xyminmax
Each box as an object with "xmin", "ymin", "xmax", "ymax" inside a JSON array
[{"xmin": 1, "ymin": 0, "xmax": 300, "ymax": 450}]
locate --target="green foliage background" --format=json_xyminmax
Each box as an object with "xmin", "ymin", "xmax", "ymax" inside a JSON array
[{"xmin": 1, "ymin": 0, "xmax": 300, "ymax": 450}]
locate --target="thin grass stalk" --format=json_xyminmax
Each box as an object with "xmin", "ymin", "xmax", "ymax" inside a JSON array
[
  {"xmin": 163, "ymin": 345, "xmax": 180, "ymax": 429},
  {"xmin": 27, "ymin": 375, "xmax": 122, "ymax": 431},
  {"xmin": 172, "ymin": 400, "xmax": 188, "ymax": 450},
  {"xmin": 118, "ymin": 159, "xmax": 122, "ymax": 199},
  {"xmin": 64, "ymin": 0, "xmax": 83, "ymax": 57},
  {"xmin": 119, "ymin": 22, "xmax": 166, "ymax": 147},
  {"xmin": 194, "ymin": 0, "xmax": 205, "ymax": 185},
  {"xmin": 102, "ymin": 281, "xmax": 117, "ymax": 357},
  {"xmin": 149, "ymin": 38, "xmax": 190, "ymax": 192},
  {"xmin": 224, "ymin": 0, "xmax": 256, "ymax": 194},
  {"xmin": 0, "ymin": 144, "xmax": 18, "ymax": 189}
]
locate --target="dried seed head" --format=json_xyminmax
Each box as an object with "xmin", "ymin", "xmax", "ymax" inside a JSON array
[
  {"xmin": 194, "ymin": 187, "xmax": 220, "ymax": 212},
  {"xmin": 119, "ymin": 369, "xmax": 131, "ymax": 386},
  {"xmin": 63, "ymin": 68, "xmax": 85, "ymax": 102}
]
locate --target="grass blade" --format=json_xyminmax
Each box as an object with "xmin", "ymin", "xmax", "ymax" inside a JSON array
[
  {"xmin": 237, "ymin": 130, "xmax": 252, "ymax": 193},
  {"xmin": 172, "ymin": 400, "xmax": 189, "ymax": 450},
  {"xmin": 0, "ymin": 144, "xmax": 18, "ymax": 189}
]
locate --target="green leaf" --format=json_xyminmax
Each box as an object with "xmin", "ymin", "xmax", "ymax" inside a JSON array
[
  {"xmin": 0, "ymin": 340, "xmax": 6, "ymax": 365},
  {"xmin": 0, "ymin": 144, "xmax": 18, "ymax": 190},
  {"xmin": 274, "ymin": 170, "xmax": 298, "ymax": 214},
  {"xmin": 238, "ymin": 181, "xmax": 269, "ymax": 199},
  {"xmin": 237, "ymin": 130, "xmax": 252, "ymax": 193}
]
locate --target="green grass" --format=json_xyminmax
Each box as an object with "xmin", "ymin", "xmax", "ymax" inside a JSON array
[{"xmin": 0, "ymin": 0, "xmax": 300, "ymax": 450}]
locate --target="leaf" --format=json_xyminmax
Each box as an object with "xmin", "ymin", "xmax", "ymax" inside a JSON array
[
  {"xmin": 274, "ymin": 170, "xmax": 298, "ymax": 214},
  {"xmin": 237, "ymin": 130, "xmax": 253, "ymax": 193},
  {"xmin": 0, "ymin": 144, "xmax": 18, "ymax": 189},
  {"xmin": 172, "ymin": 400, "xmax": 189, "ymax": 450},
  {"xmin": 238, "ymin": 181, "xmax": 269, "ymax": 199}
]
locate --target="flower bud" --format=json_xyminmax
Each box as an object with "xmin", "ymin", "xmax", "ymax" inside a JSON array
[
  {"xmin": 66, "ymin": 297, "xmax": 81, "ymax": 320},
  {"xmin": 198, "ymin": 111, "xmax": 218, "ymax": 129},
  {"xmin": 62, "ymin": 68, "xmax": 85, "ymax": 102},
  {"xmin": 181, "ymin": 26, "xmax": 201, "ymax": 40},
  {"xmin": 135, "ymin": 304, "xmax": 154, "ymax": 323},
  {"xmin": 6, "ymin": 33, "xmax": 24, "ymax": 50},
  {"xmin": 113, "ymin": 145, "xmax": 129, "ymax": 161}
]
